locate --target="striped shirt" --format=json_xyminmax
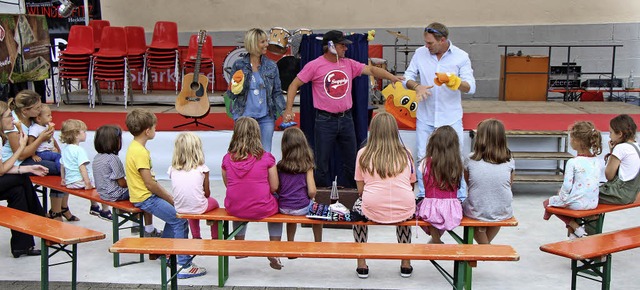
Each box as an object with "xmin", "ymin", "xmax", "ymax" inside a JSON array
[{"xmin": 92, "ymin": 153, "xmax": 128, "ymax": 202}]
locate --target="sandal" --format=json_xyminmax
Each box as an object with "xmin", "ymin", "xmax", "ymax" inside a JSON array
[
  {"xmin": 267, "ymin": 257, "xmax": 283, "ymax": 270},
  {"xmin": 61, "ymin": 207, "xmax": 80, "ymax": 222},
  {"xmin": 47, "ymin": 210, "xmax": 63, "ymax": 221}
]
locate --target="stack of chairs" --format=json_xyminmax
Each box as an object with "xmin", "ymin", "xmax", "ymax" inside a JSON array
[
  {"xmin": 88, "ymin": 20, "xmax": 110, "ymax": 52},
  {"xmin": 124, "ymin": 26, "xmax": 147, "ymax": 93},
  {"xmin": 92, "ymin": 26, "xmax": 130, "ymax": 108},
  {"xmin": 57, "ymin": 25, "xmax": 94, "ymax": 106},
  {"xmin": 145, "ymin": 21, "xmax": 180, "ymax": 94},
  {"xmin": 182, "ymin": 33, "xmax": 214, "ymax": 94}
]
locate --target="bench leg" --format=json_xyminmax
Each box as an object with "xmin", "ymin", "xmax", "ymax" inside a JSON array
[
  {"xmin": 452, "ymin": 261, "xmax": 467, "ymax": 290},
  {"xmin": 113, "ymin": 211, "xmax": 144, "ymax": 267},
  {"xmin": 40, "ymin": 239, "xmax": 49, "ymax": 290},
  {"xmin": 218, "ymin": 220, "xmax": 231, "ymax": 287},
  {"xmin": 71, "ymin": 244, "xmax": 77, "ymax": 290},
  {"xmin": 602, "ymin": 254, "xmax": 612, "ymax": 290}
]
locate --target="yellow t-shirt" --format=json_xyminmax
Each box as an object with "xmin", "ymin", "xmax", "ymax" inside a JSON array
[{"xmin": 125, "ymin": 140, "xmax": 154, "ymax": 203}]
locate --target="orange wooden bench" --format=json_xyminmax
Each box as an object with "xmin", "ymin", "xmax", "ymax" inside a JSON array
[
  {"xmin": 0, "ymin": 205, "xmax": 105, "ymax": 290},
  {"xmin": 540, "ymin": 226, "xmax": 640, "ymax": 290},
  {"xmin": 545, "ymin": 199, "xmax": 640, "ymax": 234},
  {"xmin": 30, "ymin": 175, "xmax": 144, "ymax": 267},
  {"xmin": 110, "ymin": 237, "xmax": 519, "ymax": 290},
  {"xmin": 178, "ymin": 207, "xmax": 519, "ymax": 289}
]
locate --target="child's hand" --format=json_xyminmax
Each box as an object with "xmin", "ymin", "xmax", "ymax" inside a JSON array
[
  {"xmin": 60, "ymin": 179, "xmax": 66, "ymax": 186},
  {"xmin": 32, "ymin": 155, "xmax": 42, "ymax": 162},
  {"xmin": 84, "ymin": 180, "xmax": 94, "ymax": 190},
  {"xmin": 39, "ymin": 125, "xmax": 55, "ymax": 140}
]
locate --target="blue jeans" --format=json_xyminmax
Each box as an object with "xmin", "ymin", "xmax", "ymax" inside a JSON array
[
  {"xmin": 134, "ymin": 195, "xmax": 190, "ymax": 266},
  {"xmin": 415, "ymin": 119, "xmax": 464, "ymax": 198},
  {"xmin": 21, "ymin": 157, "xmax": 64, "ymax": 198},
  {"xmin": 314, "ymin": 110, "xmax": 357, "ymax": 188},
  {"xmin": 36, "ymin": 151, "xmax": 61, "ymax": 172}
]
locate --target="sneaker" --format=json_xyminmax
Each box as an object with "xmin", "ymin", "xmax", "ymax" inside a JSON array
[
  {"xmin": 573, "ymin": 226, "xmax": 588, "ymax": 238},
  {"xmin": 99, "ymin": 210, "xmax": 112, "ymax": 221},
  {"xmin": 144, "ymin": 228, "xmax": 163, "ymax": 237},
  {"xmin": 177, "ymin": 263, "xmax": 207, "ymax": 279},
  {"xmin": 130, "ymin": 225, "xmax": 141, "ymax": 235},
  {"xmin": 89, "ymin": 205, "xmax": 100, "ymax": 216},
  {"xmin": 400, "ymin": 266, "xmax": 413, "ymax": 278},
  {"xmin": 356, "ymin": 267, "xmax": 369, "ymax": 279}
]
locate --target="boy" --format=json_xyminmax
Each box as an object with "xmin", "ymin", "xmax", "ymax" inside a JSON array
[{"xmin": 124, "ymin": 108, "xmax": 206, "ymax": 279}]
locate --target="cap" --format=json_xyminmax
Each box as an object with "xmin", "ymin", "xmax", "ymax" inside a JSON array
[{"xmin": 322, "ymin": 30, "xmax": 352, "ymax": 46}]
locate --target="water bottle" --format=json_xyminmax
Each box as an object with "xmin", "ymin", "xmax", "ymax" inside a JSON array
[
  {"xmin": 330, "ymin": 176, "xmax": 339, "ymax": 204},
  {"xmin": 628, "ymin": 71, "xmax": 634, "ymax": 89}
]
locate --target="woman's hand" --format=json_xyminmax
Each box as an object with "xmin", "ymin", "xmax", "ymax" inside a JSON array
[
  {"xmin": 26, "ymin": 165, "xmax": 49, "ymax": 176},
  {"xmin": 18, "ymin": 131, "xmax": 28, "ymax": 149}
]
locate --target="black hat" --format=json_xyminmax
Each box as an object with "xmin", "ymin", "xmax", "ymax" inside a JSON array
[{"xmin": 322, "ymin": 30, "xmax": 352, "ymax": 46}]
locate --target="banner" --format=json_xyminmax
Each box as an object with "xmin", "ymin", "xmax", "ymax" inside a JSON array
[{"xmin": 0, "ymin": 14, "xmax": 51, "ymax": 84}]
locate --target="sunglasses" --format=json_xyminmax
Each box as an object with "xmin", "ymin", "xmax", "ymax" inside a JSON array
[{"xmin": 424, "ymin": 27, "xmax": 445, "ymax": 36}]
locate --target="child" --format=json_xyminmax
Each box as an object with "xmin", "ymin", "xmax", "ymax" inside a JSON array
[
  {"xmin": 464, "ymin": 119, "xmax": 515, "ymax": 244},
  {"xmin": 543, "ymin": 121, "xmax": 602, "ymax": 239},
  {"xmin": 27, "ymin": 105, "xmax": 61, "ymax": 171},
  {"xmin": 222, "ymin": 116, "xmax": 283, "ymax": 270},
  {"xmin": 125, "ymin": 108, "xmax": 206, "ymax": 279},
  {"xmin": 59, "ymin": 119, "xmax": 102, "ymax": 221},
  {"xmin": 600, "ymin": 114, "xmax": 640, "ymax": 205},
  {"xmin": 168, "ymin": 132, "xmax": 220, "ymax": 239},
  {"xmin": 352, "ymin": 112, "xmax": 416, "ymax": 279},
  {"xmin": 416, "ymin": 125, "xmax": 467, "ymax": 244},
  {"xmin": 92, "ymin": 125, "xmax": 161, "ymax": 236},
  {"xmin": 276, "ymin": 127, "xmax": 321, "ymax": 242}
]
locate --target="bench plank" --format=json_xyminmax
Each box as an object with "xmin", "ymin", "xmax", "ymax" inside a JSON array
[
  {"xmin": 540, "ymin": 226, "xmax": 640, "ymax": 260},
  {"xmin": 111, "ymin": 237, "xmax": 520, "ymax": 262},
  {"xmin": 545, "ymin": 200, "xmax": 640, "ymax": 218}
]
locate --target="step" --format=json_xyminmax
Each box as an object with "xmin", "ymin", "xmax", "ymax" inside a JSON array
[
  {"xmin": 505, "ymin": 130, "xmax": 568, "ymax": 137},
  {"xmin": 514, "ymin": 174, "xmax": 564, "ymax": 183},
  {"xmin": 512, "ymin": 152, "xmax": 573, "ymax": 160}
]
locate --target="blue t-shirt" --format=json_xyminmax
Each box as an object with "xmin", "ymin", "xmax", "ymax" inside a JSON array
[{"xmin": 61, "ymin": 144, "xmax": 92, "ymax": 184}]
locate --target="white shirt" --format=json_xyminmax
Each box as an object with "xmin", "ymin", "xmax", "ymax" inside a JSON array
[
  {"xmin": 402, "ymin": 41, "xmax": 476, "ymax": 127},
  {"xmin": 611, "ymin": 142, "xmax": 640, "ymax": 181}
]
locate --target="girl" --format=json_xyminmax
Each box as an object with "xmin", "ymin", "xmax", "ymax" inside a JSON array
[
  {"xmin": 543, "ymin": 121, "xmax": 602, "ymax": 239},
  {"xmin": 168, "ymin": 132, "xmax": 220, "ymax": 239},
  {"xmin": 417, "ymin": 125, "xmax": 467, "ymax": 244},
  {"xmin": 92, "ymin": 125, "xmax": 161, "ymax": 236},
  {"xmin": 464, "ymin": 119, "xmax": 515, "ymax": 244},
  {"xmin": 276, "ymin": 127, "xmax": 321, "ymax": 242},
  {"xmin": 221, "ymin": 117, "xmax": 283, "ymax": 270},
  {"xmin": 352, "ymin": 112, "xmax": 416, "ymax": 279},
  {"xmin": 600, "ymin": 114, "xmax": 639, "ymax": 205},
  {"xmin": 59, "ymin": 119, "xmax": 105, "ymax": 221},
  {"xmin": 27, "ymin": 105, "xmax": 61, "ymax": 170}
]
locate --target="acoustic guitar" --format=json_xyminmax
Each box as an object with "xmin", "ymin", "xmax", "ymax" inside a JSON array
[{"xmin": 176, "ymin": 30, "xmax": 209, "ymax": 117}]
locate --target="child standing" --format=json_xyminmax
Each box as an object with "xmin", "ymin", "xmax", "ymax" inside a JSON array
[
  {"xmin": 125, "ymin": 109, "xmax": 206, "ymax": 279},
  {"xmin": 464, "ymin": 119, "xmax": 515, "ymax": 244},
  {"xmin": 276, "ymin": 127, "xmax": 321, "ymax": 242},
  {"xmin": 92, "ymin": 125, "xmax": 160, "ymax": 236},
  {"xmin": 27, "ymin": 105, "xmax": 61, "ymax": 171},
  {"xmin": 600, "ymin": 114, "xmax": 640, "ymax": 205},
  {"xmin": 222, "ymin": 116, "xmax": 283, "ymax": 270},
  {"xmin": 416, "ymin": 125, "xmax": 467, "ymax": 244},
  {"xmin": 168, "ymin": 132, "xmax": 220, "ymax": 239},
  {"xmin": 352, "ymin": 112, "xmax": 416, "ymax": 279},
  {"xmin": 60, "ymin": 119, "xmax": 109, "ymax": 221},
  {"xmin": 543, "ymin": 121, "xmax": 602, "ymax": 239}
]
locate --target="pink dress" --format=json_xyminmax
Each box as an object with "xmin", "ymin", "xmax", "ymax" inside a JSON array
[{"xmin": 417, "ymin": 158, "xmax": 463, "ymax": 231}]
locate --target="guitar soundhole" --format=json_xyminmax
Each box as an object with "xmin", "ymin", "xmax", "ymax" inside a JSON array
[{"xmin": 190, "ymin": 82, "xmax": 201, "ymax": 91}]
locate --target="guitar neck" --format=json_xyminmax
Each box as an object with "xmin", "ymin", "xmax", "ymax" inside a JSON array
[{"xmin": 193, "ymin": 44, "xmax": 203, "ymax": 76}]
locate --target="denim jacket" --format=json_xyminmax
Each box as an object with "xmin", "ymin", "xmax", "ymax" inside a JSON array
[{"xmin": 226, "ymin": 54, "xmax": 286, "ymax": 119}]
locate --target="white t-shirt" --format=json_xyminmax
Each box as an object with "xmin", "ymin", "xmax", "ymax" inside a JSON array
[
  {"xmin": 168, "ymin": 164, "xmax": 210, "ymax": 214},
  {"xmin": 28, "ymin": 123, "xmax": 55, "ymax": 152},
  {"xmin": 611, "ymin": 142, "xmax": 640, "ymax": 181}
]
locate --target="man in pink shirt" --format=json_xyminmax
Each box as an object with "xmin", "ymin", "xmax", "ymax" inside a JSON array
[{"xmin": 283, "ymin": 30, "xmax": 403, "ymax": 187}]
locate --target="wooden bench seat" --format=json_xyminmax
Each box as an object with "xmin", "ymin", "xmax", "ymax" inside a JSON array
[
  {"xmin": 110, "ymin": 237, "xmax": 520, "ymax": 290},
  {"xmin": 545, "ymin": 199, "xmax": 640, "ymax": 234},
  {"xmin": 0, "ymin": 205, "xmax": 105, "ymax": 290},
  {"xmin": 30, "ymin": 175, "xmax": 144, "ymax": 267},
  {"xmin": 540, "ymin": 226, "xmax": 640, "ymax": 290}
]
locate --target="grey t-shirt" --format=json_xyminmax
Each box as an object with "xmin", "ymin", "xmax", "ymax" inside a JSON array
[{"xmin": 463, "ymin": 154, "xmax": 515, "ymax": 221}]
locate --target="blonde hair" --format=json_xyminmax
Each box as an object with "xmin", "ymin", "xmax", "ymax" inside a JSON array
[
  {"xmin": 0, "ymin": 101, "xmax": 9, "ymax": 144},
  {"xmin": 277, "ymin": 127, "xmax": 314, "ymax": 173},
  {"xmin": 244, "ymin": 28, "xmax": 267, "ymax": 56},
  {"xmin": 228, "ymin": 117, "xmax": 264, "ymax": 161},
  {"xmin": 172, "ymin": 132, "xmax": 205, "ymax": 170},
  {"xmin": 60, "ymin": 119, "xmax": 87, "ymax": 144},
  {"xmin": 9, "ymin": 90, "xmax": 41, "ymax": 119},
  {"xmin": 570, "ymin": 121, "xmax": 602, "ymax": 155},
  {"xmin": 359, "ymin": 112, "xmax": 410, "ymax": 179},
  {"xmin": 125, "ymin": 108, "xmax": 157, "ymax": 136},
  {"xmin": 424, "ymin": 126, "xmax": 463, "ymax": 191},
  {"xmin": 470, "ymin": 119, "xmax": 512, "ymax": 164}
]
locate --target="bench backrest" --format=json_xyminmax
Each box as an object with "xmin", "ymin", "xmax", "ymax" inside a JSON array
[
  {"xmin": 0, "ymin": 206, "xmax": 105, "ymax": 244},
  {"xmin": 110, "ymin": 237, "xmax": 520, "ymax": 261},
  {"xmin": 544, "ymin": 199, "xmax": 640, "ymax": 218},
  {"xmin": 540, "ymin": 226, "xmax": 640, "ymax": 260}
]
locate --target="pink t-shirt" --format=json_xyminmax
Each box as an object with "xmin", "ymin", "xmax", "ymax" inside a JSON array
[
  {"xmin": 297, "ymin": 56, "xmax": 365, "ymax": 113},
  {"xmin": 354, "ymin": 148, "xmax": 417, "ymax": 223},
  {"xmin": 168, "ymin": 165, "xmax": 210, "ymax": 214},
  {"xmin": 221, "ymin": 152, "xmax": 278, "ymax": 220}
]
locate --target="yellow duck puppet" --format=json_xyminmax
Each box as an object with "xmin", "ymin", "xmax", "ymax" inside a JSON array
[{"xmin": 381, "ymin": 81, "xmax": 418, "ymax": 129}]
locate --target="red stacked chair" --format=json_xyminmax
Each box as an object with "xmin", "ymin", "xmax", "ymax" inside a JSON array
[
  {"xmin": 88, "ymin": 20, "xmax": 110, "ymax": 52},
  {"xmin": 182, "ymin": 33, "xmax": 214, "ymax": 93},
  {"xmin": 92, "ymin": 26, "xmax": 129, "ymax": 107},
  {"xmin": 145, "ymin": 21, "xmax": 180, "ymax": 94},
  {"xmin": 58, "ymin": 25, "xmax": 94, "ymax": 106},
  {"xmin": 124, "ymin": 26, "xmax": 147, "ymax": 93}
]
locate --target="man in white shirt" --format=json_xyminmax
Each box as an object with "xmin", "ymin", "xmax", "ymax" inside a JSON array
[{"xmin": 403, "ymin": 22, "xmax": 476, "ymax": 199}]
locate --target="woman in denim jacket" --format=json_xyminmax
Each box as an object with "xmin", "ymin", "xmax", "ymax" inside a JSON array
[{"xmin": 227, "ymin": 28, "xmax": 286, "ymax": 152}]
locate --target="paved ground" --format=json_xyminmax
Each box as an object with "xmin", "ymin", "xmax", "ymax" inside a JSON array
[{"xmin": 1, "ymin": 179, "xmax": 639, "ymax": 290}]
